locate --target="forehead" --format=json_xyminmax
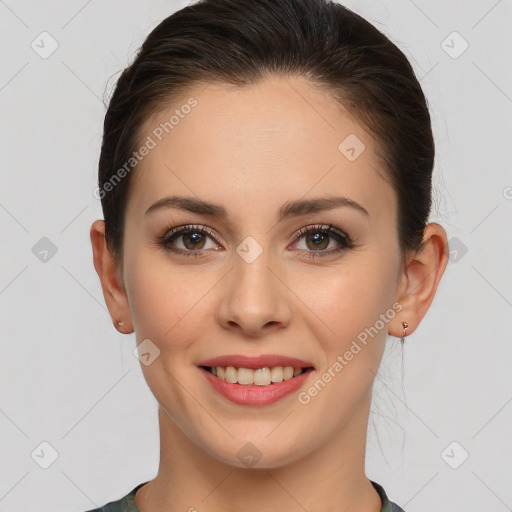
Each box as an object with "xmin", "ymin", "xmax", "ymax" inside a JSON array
[{"xmin": 126, "ymin": 75, "xmax": 394, "ymax": 221}]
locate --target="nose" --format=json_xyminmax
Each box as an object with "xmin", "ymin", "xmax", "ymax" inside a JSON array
[{"xmin": 215, "ymin": 248, "xmax": 291, "ymax": 338}]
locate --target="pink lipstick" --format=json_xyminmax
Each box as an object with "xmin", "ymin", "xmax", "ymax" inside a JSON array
[{"xmin": 197, "ymin": 354, "xmax": 315, "ymax": 406}]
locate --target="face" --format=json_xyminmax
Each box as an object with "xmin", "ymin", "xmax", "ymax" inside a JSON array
[{"xmin": 119, "ymin": 75, "xmax": 404, "ymax": 468}]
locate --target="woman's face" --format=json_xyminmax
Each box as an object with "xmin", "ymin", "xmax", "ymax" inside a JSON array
[{"xmin": 120, "ymin": 75, "xmax": 405, "ymax": 467}]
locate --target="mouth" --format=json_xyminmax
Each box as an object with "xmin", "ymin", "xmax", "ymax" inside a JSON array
[
  {"xmin": 200, "ymin": 365, "xmax": 315, "ymax": 386},
  {"xmin": 197, "ymin": 354, "xmax": 316, "ymax": 405}
]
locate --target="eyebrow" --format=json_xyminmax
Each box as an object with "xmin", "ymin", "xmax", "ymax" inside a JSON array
[{"xmin": 145, "ymin": 194, "xmax": 370, "ymax": 221}]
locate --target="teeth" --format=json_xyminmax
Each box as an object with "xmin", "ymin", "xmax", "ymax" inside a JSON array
[
  {"xmin": 254, "ymin": 368, "xmax": 271, "ymax": 386},
  {"xmin": 211, "ymin": 366, "xmax": 307, "ymax": 385},
  {"xmin": 283, "ymin": 366, "xmax": 294, "ymax": 380},
  {"xmin": 237, "ymin": 367, "xmax": 254, "ymax": 385},
  {"xmin": 270, "ymin": 366, "xmax": 283, "ymax": 382},
  {"xmin": 225, "ymin": 366, "xmax": 237, "ymax": 383}
]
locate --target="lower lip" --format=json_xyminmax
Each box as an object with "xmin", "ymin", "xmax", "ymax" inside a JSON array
[{"xmin": 199, "ymin": 367, "xmax": 313, "ymax": 406}]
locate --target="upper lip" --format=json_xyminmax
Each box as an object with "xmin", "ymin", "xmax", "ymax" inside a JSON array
[{"xmin": 198, "ymin": 354, "xmax": 315, "ymax": 370}]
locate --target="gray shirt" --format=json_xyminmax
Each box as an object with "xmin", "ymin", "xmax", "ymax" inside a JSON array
[{"xmin": 84, "ymin": 480, "xmax": 405, "ymax": 511}]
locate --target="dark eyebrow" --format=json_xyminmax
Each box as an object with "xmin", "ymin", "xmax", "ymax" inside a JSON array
[
  {"xmin": 278, "ymin": 195, "xmax": 369, "ymax": 220},
  {"xmin": 145, "ymin": 195, "xmax": 370, "ymax": 221}
]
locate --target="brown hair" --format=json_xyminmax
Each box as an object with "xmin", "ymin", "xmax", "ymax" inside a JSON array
[{"xmin": 97, "ymin": 0, "xmax": 434, "ymax": 262}]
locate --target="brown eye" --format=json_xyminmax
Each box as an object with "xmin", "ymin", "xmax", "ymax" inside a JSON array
[
  {"xmin": 181, "ymin": 231, "xmax": 207, "ymax": 250},
  {"xmin": 293, "ymin": 224, "xmax": 353, "ymax": 259},
  {"xmin": 304, "ymin": 231, "xmax": 330, "ymax": 251},
  {"xmin": 160, "ymin": 225, "xmax": 220, "ymax": 254}
]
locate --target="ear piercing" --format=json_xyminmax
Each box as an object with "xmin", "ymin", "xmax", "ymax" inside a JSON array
[{"xmin": 400, "ymin": 321, "xmax": 408, "ymax": 345}]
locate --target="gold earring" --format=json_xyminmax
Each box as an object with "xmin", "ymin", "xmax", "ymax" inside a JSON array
[{"xmin": 400, "ymin": 321, "xmax": 408, "ymax": 345}]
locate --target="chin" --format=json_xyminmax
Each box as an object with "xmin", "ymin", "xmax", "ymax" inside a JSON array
[{"xmin": 200, "ymin": 433, "xmax": 308, "ymax": 470}]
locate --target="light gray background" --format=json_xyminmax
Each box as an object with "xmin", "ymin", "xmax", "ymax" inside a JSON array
[{"xmin": 1, "ymin": 1, "xmax": 511, "ymax": 511}]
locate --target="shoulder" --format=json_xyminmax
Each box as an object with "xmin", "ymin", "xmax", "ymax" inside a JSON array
[
  {"xmin": 82, "ymin": 482, "xmax": 148, "ymax": 512},
  {"xmin": 370, "ymin": 480, "xmax": 406, "ymax": 512}
]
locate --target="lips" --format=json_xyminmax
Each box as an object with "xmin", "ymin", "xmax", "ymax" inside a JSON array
[
  {"xmin": 197, "ymin": 354, "xmax": 315, "ymax": 370},
  {"xmin": 197, "ymin": 354, "xmax": 315, "ymax": 406},
  {"xmin": 200, "ymin": 366, "xmax": 312, "ymax": 405}
]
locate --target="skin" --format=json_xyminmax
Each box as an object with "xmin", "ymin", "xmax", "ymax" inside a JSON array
[{"xmin": 91, "ymin": 75, "xmax": 448, "ymax": 512}]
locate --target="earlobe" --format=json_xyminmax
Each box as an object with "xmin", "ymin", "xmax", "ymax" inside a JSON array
[
  {"xmin": 90, "ymin": 220, "xmax": 134, "ymax": 334},
  {"xmin": 389, "ymin": 222, "xmax": 449, "ymax": 338}
]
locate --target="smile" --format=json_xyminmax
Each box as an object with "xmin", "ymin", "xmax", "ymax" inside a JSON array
[{"xmin": 202, "ymin": 365, "xmax": 313, "ymax": 386}]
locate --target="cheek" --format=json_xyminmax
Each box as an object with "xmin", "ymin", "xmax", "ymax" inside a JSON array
[
  {"xmin": 124, "ymin": 251, "xmax": 206, "ymax": 348},
  {"xmin": 124, "ymin": 255, "xmax": 207, "ymax": 408},
  {"xmin": 295, "ymin": 251, "xmax": 399, "ymax": 356},
  {"xmin": 292, "ymin": 254, "xmax": 399, "ymax": 429}
]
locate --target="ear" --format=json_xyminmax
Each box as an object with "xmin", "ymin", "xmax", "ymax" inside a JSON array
[
  {"xmin": 90, "ymin": 219, "xmax": 134, "ymax": 334},
  {"xmin": 389, "ymin": 222, "xmax": 449, "ymax": 338}
]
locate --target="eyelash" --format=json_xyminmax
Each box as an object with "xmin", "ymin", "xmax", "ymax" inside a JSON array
[{"xmin": 158, "ymin": 223, "xmax": 354, "ymax": 259}]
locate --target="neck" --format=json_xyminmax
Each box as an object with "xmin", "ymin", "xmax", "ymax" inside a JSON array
[{"xmin": 135, "ymin": 396, "xmax": 382, "ymax": 512}]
